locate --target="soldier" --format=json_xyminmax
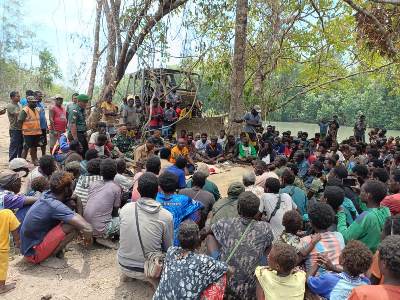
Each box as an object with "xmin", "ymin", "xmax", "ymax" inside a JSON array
[{"xmin": 68, "ymin": 94, "xmax": 90, "ymax": 156}]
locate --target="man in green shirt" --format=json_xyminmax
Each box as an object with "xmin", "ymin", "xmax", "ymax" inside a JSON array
[
  {"xmin": 238, "ymin": 136, "xmax": 257, "ymax": 163},
  {"xmin": 68, "ymin": 94, "xmax": 90, "ymax": 155},
  {"xmin": 337, "ymin": 180, "xmax": 390, "ymax": 253},
  {"xmin": 7, "ymin": 91, "xmax": 23, "ymax": 161}
]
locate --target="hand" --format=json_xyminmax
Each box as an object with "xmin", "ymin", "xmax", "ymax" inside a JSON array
[
  {"xmin": 310, "ymin": 233, "xmax": 321, "ymax": 245},
  {"xmin": 316, "ymin": 254, "xmax": 335, "ymax": 272}
]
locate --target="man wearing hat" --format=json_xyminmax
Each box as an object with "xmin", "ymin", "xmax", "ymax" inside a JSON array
[
  {"xmin": 49, "ymin": 94, "xmax": 67, "ymax": 152},
  {"xmin": 68, "ymin": 94, "xmax": 90, "ymax": 155},
  {"xmin": 17, "ymin": 96, "xmax": 42, "ymax": 165},
  {"xmin": 235, "ymin": 105, "xmax": 263, "ymax": 142}
]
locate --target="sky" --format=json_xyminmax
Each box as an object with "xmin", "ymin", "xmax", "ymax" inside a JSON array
[{"xmin": 1, "ymin": 0, "xmax": 188, "ymax": 90}]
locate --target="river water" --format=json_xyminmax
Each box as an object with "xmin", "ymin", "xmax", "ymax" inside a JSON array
[{"xmin": 265, "ymin": 121, "xmax": 400, "ymax": 142}]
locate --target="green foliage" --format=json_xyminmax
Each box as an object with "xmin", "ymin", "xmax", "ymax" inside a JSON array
[{"xmin": 37, "ymin": 49, "xmax": 62, "ymax": 89}]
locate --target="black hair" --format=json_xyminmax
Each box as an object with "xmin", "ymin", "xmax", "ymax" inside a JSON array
[
  {"xmin": 87, "ymin": 158, "xmax": 101, "ymax": 175},
  {"xmin": 313, "ymin": 161, "xmax": 324, "ymax": 173},
  {"xmin": 137, "ymin": 172, "xmax": 159, "ymax": 199},
  {"xmin": 159, "ymin": 171, "xmax": 178, "ymax": 193},
  {"xmin": 282, "ymin": 210, "xmax": 302, "ymax": 234},
  {"xmin": 175, "ymin": 156, "xmax": 187, "ymax": 169},
  {"xmin": 286, "ymin": 163, "xmax": 298, "ymax": 176},
  {"xmin": 265, "ymin": 177, "xmax": 281, "ymax": 194},
  {"xmin": 392, "ymin": 169, "xmax": 400, "ymax": 183},
  {"xmin": 383, "ymin": 216, "xmax": 400, "ymax": 237},
  {"xmin": 96, "ymin": 133, "xmax": 108, "ymax": 145},
  {"xmin": 49, "ymin": 171, "xmax": 73, "ymax": 195},
  {"xmin": 178, "ymin": 223, "xmax": 200, "ymax": 251},
  {"xmin": 31, "ymin": 176, "xmax": 49, "ymax": 193},
  {"xmin": 326, "ymin": 177, "xmax": 344, "ymax": 189},
  {"xmin": 39, "ymin": 155, "xmax": 56, "ymax": 176},
  {"xmin": 116, "ymin": 158, "xmax": 126, "ymax": 174},
  {"xmin": 146, "ymin": 156, "xmax": 161, "ymax": 175},
  {"xmin": 372, "ymin": 168, "xmax": 389, "ymax": 183},
  {"xmin": 69, "ymin": 140, "xmax": 81, "ymax": 152},
  {"xmin": 341, "ymin": 240, "xmax": 373, "ymax": 277},
  {"xmin": 192, "ymin": 172, "xmax": 206, "ymax": 188},
  {"xmin": 362, "ymin": 180, "xmax": 387, "ymax": 204},
  {"xmin": 85, "ymin": 149, "xmax": 99, "ymax": 161},
  {"xmin": 159, "ymin": 148, "xmax": 171, "ymax": 160},
  {"xmin": 308, "ymin": 202, "xmax": 335, "ymax": 230},
  {"xmin": 100, "ymin": 158, "xmax": 117, "ymax": 181},
  {"xmin": 270, "ymin": 242, "xmax": 298, "ymax": 274},
  {"xmin": 97, "ymin": 122, "xmax": 107, "ymax": 128},
  {"xmin": 324, "ymin": 186, "xmax": 345, "ymax": 210},
  {"xmin": 10, "ymin": 91, "xmax": 18, "ymax": 98},
  {"xmin": 353, "ymin": 164, "xmax": 368, "ymax": 178},
  {"xmin": 333, "ymin": 165, "xmax": 348, "ymax": 179},
  {"xmin": 72, "ymin": 92, "xmax": 79, "ymax": 97},
  {"xmin": 379, "ymin": 235, "xmax": 400, "ymax": 277},
  {"xmin": 237, "ymin": 191, "xmax": 260, "ymax": 218},
  {"xmin": 282, "ymin": 169, "xmax": 295, "ymax": 185},
  {"xmin": 368, "ymin": 149, "xmax": 380, "ymax": 159},
  {"xmin": 26, "ymin": 90, "xmax": 34, "ymax": 97}
]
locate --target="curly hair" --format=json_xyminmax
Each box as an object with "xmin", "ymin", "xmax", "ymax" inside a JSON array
[
  {"xmin": 87, "ymin": 158, "xmax": 101, "ymax": 175},
  {"xmin": 379, "ymin": 235, "xmax": 400, "ymax": 277},
  {"xmin": 308, "ymin": 202, "xmax": 335, "ymax": 230},
  {"xmin": 50, "ymin": 171, "xmax": 74, "ymax": 194},
  {"xmin": 341, "ymin": 240, "xmax": 373, "ymax": 277},
  {"xmin": 282, "ymin": 210, "xmax": 303, "ymax": 234},
  {"xmin": 178, "ymin": 222, "xmax": 200, "ymax": 251},
  {"xmin": 31, "ymin": 176, "xmax": 49, "ymax": 193},
  {"xmin": 324, "ymin": 186, "xmax": 345, "ymax": 210},
  {"xmin": 237, "ymin": 191, "xmax": 259, "ymax": 218},
  {"xmin": 158, "ymin": 171, "xmax": 178, "ymax": 193},
  {"xmin": 270, "ymin": 242, "xmax": 298, "ymax": 273},
  {"xmin": 100, "ymin": 158, "xmax": 117, "ymax": 181}
]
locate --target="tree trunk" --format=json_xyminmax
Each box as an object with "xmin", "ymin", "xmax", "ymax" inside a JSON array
[
  {"xmin": 228, "ymin": 0, "xmax": 249, "ymax": 134},
  {"xmin": 87, "ymin": 0, "xmax": 103, "ymax": 99},
  {"xmin": 102, "ymin": 0, "xmax": 117, "ymax": 96}
]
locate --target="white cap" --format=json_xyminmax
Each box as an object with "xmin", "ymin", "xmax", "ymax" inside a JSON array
[{"xmin": 9, "ymin": 158, "xmax": 32, "ymax": 170}]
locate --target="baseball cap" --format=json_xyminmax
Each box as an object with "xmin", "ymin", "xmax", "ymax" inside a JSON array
[
  {"xmin": 0, "ymin": 170, "xmax": 23, "ymax": 188},
  {"xmin": 9, "ymin": 158, "xmax": 32, "ymax": 170},
  {"xmin": 253, "ymin": 105, "xmax": 261, "ymax": 113},
  {"xmin": 77, "ymin": 94, "xmax": 90, "ymax": 102},
  {"xmin": 53, "ymin": 94, "xmax": 63, "ymax": 99}
]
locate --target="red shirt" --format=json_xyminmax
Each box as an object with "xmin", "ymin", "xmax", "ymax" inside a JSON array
[
  {"xmin": 51, "ymin": 105, "xmax": 67, "ymax": 132},
  {"xmin": 381, "ymin": 193, "xmax": 400, "ymax": 215},
  {"xmin": 148, "ymin": 106, "xmax": 163, "ymax": 127}
]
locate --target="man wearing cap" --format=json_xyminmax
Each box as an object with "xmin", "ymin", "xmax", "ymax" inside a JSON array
[
  {"xmin": 68, "ymin": 94, "xmax": 90, "ymax": 155},
  {"xmin": 100, "ymin": 93, "xmax": 118, "ymax": 137},
  {"xmin": 7, "ymin": 91, "xmax": 23, "ymax": 161},
  {"xmin": 49, "ymin": 94, "xmax": 67, "ymax": 152},
  {"xmin": 122, "ymin": 95, "xmax": 140, "ymax": 131},
  {"xmin": 0, "ymin": 170, "xmax": 37, "ymax": 210},
  {"xmin": 18, "ymin": 96, "xmax": 42, "ymax": 165},
  {"xmin": 34, "ymin": 90, "xmax": 48, "ymax": 156},
  {"xmin": 235, "ymin": 105, "xmax": 263, "ymax": 142}
]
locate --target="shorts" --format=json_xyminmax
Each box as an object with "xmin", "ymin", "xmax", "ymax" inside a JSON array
[
  {"xmin": 39, "ymin": 129, "xmax": 48, "ymax": 146},
  {"xmin": 102, "ymin": 217, "xmax": 120, "ymax": 238},
  {"xmin": 0, "ymin": 251, "xmax": 9, "ymax": 281},
  {"xmin": 25, "ymin": 224, "xmax": 66, "ymax": 264},
  {"xmin": 24, "ymin": 134, "xmax": 41, "ymax": 148}
]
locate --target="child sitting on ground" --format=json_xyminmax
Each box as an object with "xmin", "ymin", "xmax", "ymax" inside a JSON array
[
  {"xmin": 307, "ymin": 240, "xmax": 372, "ymax": 300},
  {"xmin": 0, "ymin": 209, "xmax": 20, "ymax": 294},
  {"xmin": 114, "ymin": 158, "xmax": 133, "ymax": 193},
  {"xmin": 89, "ymin": 133, "xmax": 111, "ymax": 157},
  {"xmin": 256, "ymin": 242, "xmax": 306, "ymax": 300}
]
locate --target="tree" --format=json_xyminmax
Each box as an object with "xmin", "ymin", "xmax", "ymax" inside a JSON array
[{"xmin": 37, "ymin": 49, "xmax": 62, "ymax": 89}]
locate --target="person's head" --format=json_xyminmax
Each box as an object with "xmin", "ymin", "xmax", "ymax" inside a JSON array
[
  {"xmin": 49, "ymin": 171, "xmax": 74, "ymax": 202},
  {"xmin": 146, "ymin": 156, "xmax": 161, "ymax": 175},
  {"xmin": 9, "ymin": 158, "xmax": 31, "ymax": 177},
  {"xmin": 242, "ymin": 136, "xmax": 249, "ymax": 146},
  {"xmin": 153, "ymin": 129, "xmax": 161, "ymax": 138},
  {"xmin": 145, "ymin": 138, "xmax": 155, "ymax": 151},
  {"xmin": 175, "ymin": 156, "xmax": 187, "ymax": 170},
  {"xmin": 85, "ymin": 149, "xmax": 99, "ymax": 162},
  {"xmin": 360, "ymin": 180, "xmax": 387, "ymax": 206},
  {"xmin": 158, "ymin": 171, "xmax": 178, "ymax": 193},
  {"xmin": 237, "ymin": 191, "xmax": 259, "ymax": 218},
  {"xmin": 69, "ymin": 140, "xmax": 82, "ymax": 154},
  {"xmin": 116, "ymin": 158, "xmax": 126, "ymax": 174},
  {"xmin": 196, "ymin": 163, "xmax": 210, "ymax": 178},
  {"xmin": 39, "ymin": 155, "xmax": 56, "ymax": 176},
  {"xmin": 227, "ymin": 134, "xmax": 236, "ymax": 145},
  {"xmin": 331, "ymin": 165, "xmax": 348, "ymax": 180},
  {"xmin": 340, "ymin": 240, "xmax": 373, "ymax": 277},
  {"xmin": 97, "ymin": 122, "xmax": 107, "ymax": 134},
  {"xmin": 53, "ymin": 94, "xmax": 63, "ymax": 106},
  {"xmin": 118, "ymin": 125, "xmax": 127, "ymax": 135},
  {"xmin": 71, "ymin": 92, "xmax": 79, "ymax": 103},
  {"xmin": 308, "ymin": 202, "xmax": 335, "ymax": 232},
  {"xmin": 26, "ymin": 90, "xmax": 34, "ymax": 97},
  {"xmin": 87, "ymin": 158, "xmax": 101, "ymax": 175},
  {"xmin": 323, "ymin": 186, "xmax": 345, "ymax": 211},
  {"xmin": 96, "ymin": 133, "xmax": 108, "ymax": 147},
  {"xmin": 77, "ymin": 94, "xmax": 90, "ymax": 109},
  {"xmin": 100, "ymin": 158, "xmax": 117, "ymax": 181},
  {"xmin": 294, "ymin": 150, "xmax": 305, "ymax": 163},
  {"xmin": 353, "ymin": 164, "xmax": 368, "ymax": 185},
  {"xmin": 219, "ymin": 130, "xmax": 225, "ymax": 138},
  {"xmin": 127, "ymin": 95, "xmax": 135, "ymax": 107},
  {"xmin": 253, "ymin": 160, "xmax": 267, "ymax": 176},
  {"xmin": 31, "ymin": 176, "xmax": 49, "ymax": 193},
  {"xmin": 180, "ymin": 129, "xmax": 187, "ymax": 138},
  {"xmin": 382, "ymin": 216, "xmax": 400, "ymax": 239},
  {"xmin": 138, "ymin": 172, "xmax": 159, "ymax": 199},
  {"xmin": 105, "ymin": 92, "xmax": 112, "ymax": 103},
  {"xmin": 187, "ymin": 133, "xmax": 193, "ymax": 145},
  {"xmin": 227, "ymin": 182, "xmax": 245, "ymax": 198},
  {"xmin": 65, "ymin": 161, "xmax": 81, "ymax": 179},
  {"xmin": 268, "ymin": 242, "xmax": 298, "ymax": 275},
  {"xmin": 34, "ymin": 90, "xmax": 43, "ymax": 101},
  {"xmin": 10, "ymin": 91, "xmax": 20, "ymax": 103},
  {"xmin": 372, "ymin": 168, "xmax": 389, "ymax": 183},
  {"xmin": 135, "ymin": 97, "xmax": 141, "ymax": 107},
  {"xmin": 159, "ymin": 147, "xmax": 171, "ymax": 161},
  {"xmin": 192, "ymin": 172, "xmax": 206, "ymax": 189},
  {"xmin": 388, "ymin": 169, "xmax": 400, "ymax": 194},
  {"xmin": 378, "ymin": 235, "xmax": 400, "ymax": 280},
  {"xmin": 333, "ymin": 115, "xmax": 338, "ymax": 120},
  {"xmin": 242, "ymin": 170, "xmax": 256, "ymax": 187},
  {"xmin": 309, "ymin": 161, "xmax": 323, "ymax": 177},
  {"xmin": 177, "ymin": 138, "xmax": 187, "ymax": 150},
  {"xmin": 252, "ymin": 105, "xmax": 261, "ymax": 116},
  {"xmin": 264, "ymin": 177, "xmax": 280, "ymax": 194},
  {"xmin": 27, "ymin": 95, "xmax": 38, "ymax": 109},
  {"xmin": 281, "ymin": 169, "xmax": 295, "ymax": 186},
  {"xmin": 0, "ymin": 170, "xmax": 23, "ymax": 193},
  {"xmin": 152, "ymin": 98, "xmax": 159, "ymax": 107},
  {"xmin": 201, "ymin": 133, "xmax": 208, "ymax": 143},
  {"xmin": 282, "ymin": 210, "xmax": 302, "ymax": 234},
  {"xmin": 210, "ymin": 136, "xmax": 218, "ymax": 146},
  {"xmin": 178, "ymin": 223, "xmax": 201, "ymax": 251}
]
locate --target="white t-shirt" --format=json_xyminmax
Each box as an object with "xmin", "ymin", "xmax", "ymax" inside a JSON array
[
  {"xmin": 195, "ymin": 140, "xmax": 209, "ymax": 154},
  {"xmin": 259, "ymin": 192, "xmax": 297, "ymax": 239}
]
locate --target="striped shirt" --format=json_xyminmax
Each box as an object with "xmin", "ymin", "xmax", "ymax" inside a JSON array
[{"xmin": 73, "ymin": 175, "xmax": 103, "ymax": 210}]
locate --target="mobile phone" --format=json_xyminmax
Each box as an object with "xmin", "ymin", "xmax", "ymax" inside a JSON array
[{"xmin": 342, "ymin": 178, "xmax": 357, "ymax": 187}]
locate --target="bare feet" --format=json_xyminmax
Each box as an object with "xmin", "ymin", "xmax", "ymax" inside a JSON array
[
  {"xmin": 95, "ymin": 238, "xmax": 119, "ymax": 250},
  {"xmin": 0, "ymin": 282, "xmax": 16, "ymax": 294}
]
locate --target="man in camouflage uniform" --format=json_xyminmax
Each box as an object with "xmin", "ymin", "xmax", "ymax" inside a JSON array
[
  {"xmin": 112, "ymin": 125, "xmax": 135, "ymax": 158},
  {"xmin": 68, "ymin": 94, "xmax": 90, "ymax": 155}
]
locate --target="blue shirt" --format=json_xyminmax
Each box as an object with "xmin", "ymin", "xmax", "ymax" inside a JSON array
[
  {"xmin": 20, "ymin": 191, "xmax": 75, "ymax": 256},
  {"xmin": 297, "ymin": 159, "xmax": 310, "ymax": 179},
  {"xmin": 280, "ymin": 185, "xmax": 308, "ymax": 217},
  {"xmin": 308, "ymin": 272, "xmax": 370, "ymax": 300},
  {"xmin": 206, "ymin": 143, "xmax": 222, "ymax": 158},
  {"xmin": 243, "ymin": 112, "xmax": 261, "ymax": 133},
  {"xmin": 166, "ymin": 165, "xmax": 186, "ymax": 189},
  {"xmin": 156, "ymin": 193, "xmax": 203, "ymax": 245},
  {"xmin": 319, "ymin": 122, "xmax": 329, "ymax": 135},
  {"xmin": 20, "ymin": 97, "xmax": 28, "ymax": 107},
  {"xmin": 37, "ymin": 101, "xmax": 47, "ymax": 129}
]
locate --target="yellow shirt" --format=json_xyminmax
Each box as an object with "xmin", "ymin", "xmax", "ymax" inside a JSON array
[
  {"xmin": 170, "ymin": 145, "xmax": 189, "ymax": 163},
  {"xmin": 255, "ymin": 266, "xmax": 306, "ymax": 300},
  {"xmin": 0, "ymin": 209, "xmax": 20, "ymax": 252},
  {"xmin": 179, "ymin": 108, "xmax": 192, "ymax": 120},
  {"xmin": 100, "ymin": 101, "xmax": 118, "ymax": 125}
]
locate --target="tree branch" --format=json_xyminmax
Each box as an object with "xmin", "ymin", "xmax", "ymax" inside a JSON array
[{"xmin": 369, "ymin": 0, "xmax": 400, "ymax": 5}]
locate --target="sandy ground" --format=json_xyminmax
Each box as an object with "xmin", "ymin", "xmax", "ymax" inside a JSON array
[{"xmin": 0, "ymin": 114, "xmax": 247, "ymax": 300}]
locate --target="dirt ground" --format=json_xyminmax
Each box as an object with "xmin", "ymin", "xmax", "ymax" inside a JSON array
[{"xmin": 0, "ymin": 114, "xmax": 247, "ymax": 300}]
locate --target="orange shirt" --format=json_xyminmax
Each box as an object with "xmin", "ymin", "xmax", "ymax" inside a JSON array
[
  {"xmin": 170, "ymin": 145, "xmax": 189, "ymax": 163},
  {"xmin": 368, "ymin": 251, "xmax": 384, "ymax": 284},
  {"xmin": 349, "ymin": 285, "xmax": 400, "ymax": 300}
]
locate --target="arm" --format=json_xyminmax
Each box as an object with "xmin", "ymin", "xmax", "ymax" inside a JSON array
[
  {"xmin": 298, "ymin": 234, "xmax": 321, "ymax": 264},
  {"xmin": 11, "ymin": 229, "xmax": 20, "ymax": 249},
  {"xmin": 49, "ymin": 107, "xmax": 55, "ymax": 129},
  {"xmin": 256, "ymin": 280, "xmax": 265, "ymax": 300},
  {"xmin": 337, "ymin": 209, "xmax": 364, "ymax": 242},
  {"xmin": 67, "ymin": 214, "xmax": 93, "ymax": 245},
  {"xmin": 23, "ymin": 196, "xmax": 38, "ymax": 206},
  {"xmin": 17, "ymin": 110, "xmax": 27, "ymax": 128}
]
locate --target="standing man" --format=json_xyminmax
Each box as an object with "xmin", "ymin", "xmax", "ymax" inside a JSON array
[
  {"xmin": 100, "ymin": 93, "xmax": 118, "ymax": 137},
  {"xmin": 318, "ymin": 118, "xmax": 329, "ymax": 139},
  {"xmin": 162, "ymin": 102, "xmax": 178, "ymax": 138},
  {"xmin": 147, "ymin": 98, "xmax": 163, "ymax": 132},
  {"xmin": 354, "ymin": 115, "xmax": 367, "ymax": 143},
  {"xmin": 121, "ymin": 95, "xmax": 140, "ymax": 131},
  {"xmin": 49, "ymin": 95, "xmax": 67, "ymax": 153},
  {"xmin": 235, "ymin": 105, "xmax": 262, "ymax": 142},
  {"xmin": 68, "ymin": 94, "xmax": 90, "ymax": 156},
  {"xmin": 18, "ymin": 96, "xmax": 41, "ymax": 165},
  {"xmin": 7, "ymin": 91, "xmax": 23, "ymax": 161},
  {"xmin": 35, "ymin": 91, "xmax": 48, "ymax": 156},
  {"xmin": 66, "ymin": 93, "xmax": 79, "ymax": 120},
  {"xmin": 19, "ymin": 90, "xmax": 34, "ymax": 107},
  {"xmin": 329, "ymin": 115, "xmax": 340, "ymax": 140}
]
